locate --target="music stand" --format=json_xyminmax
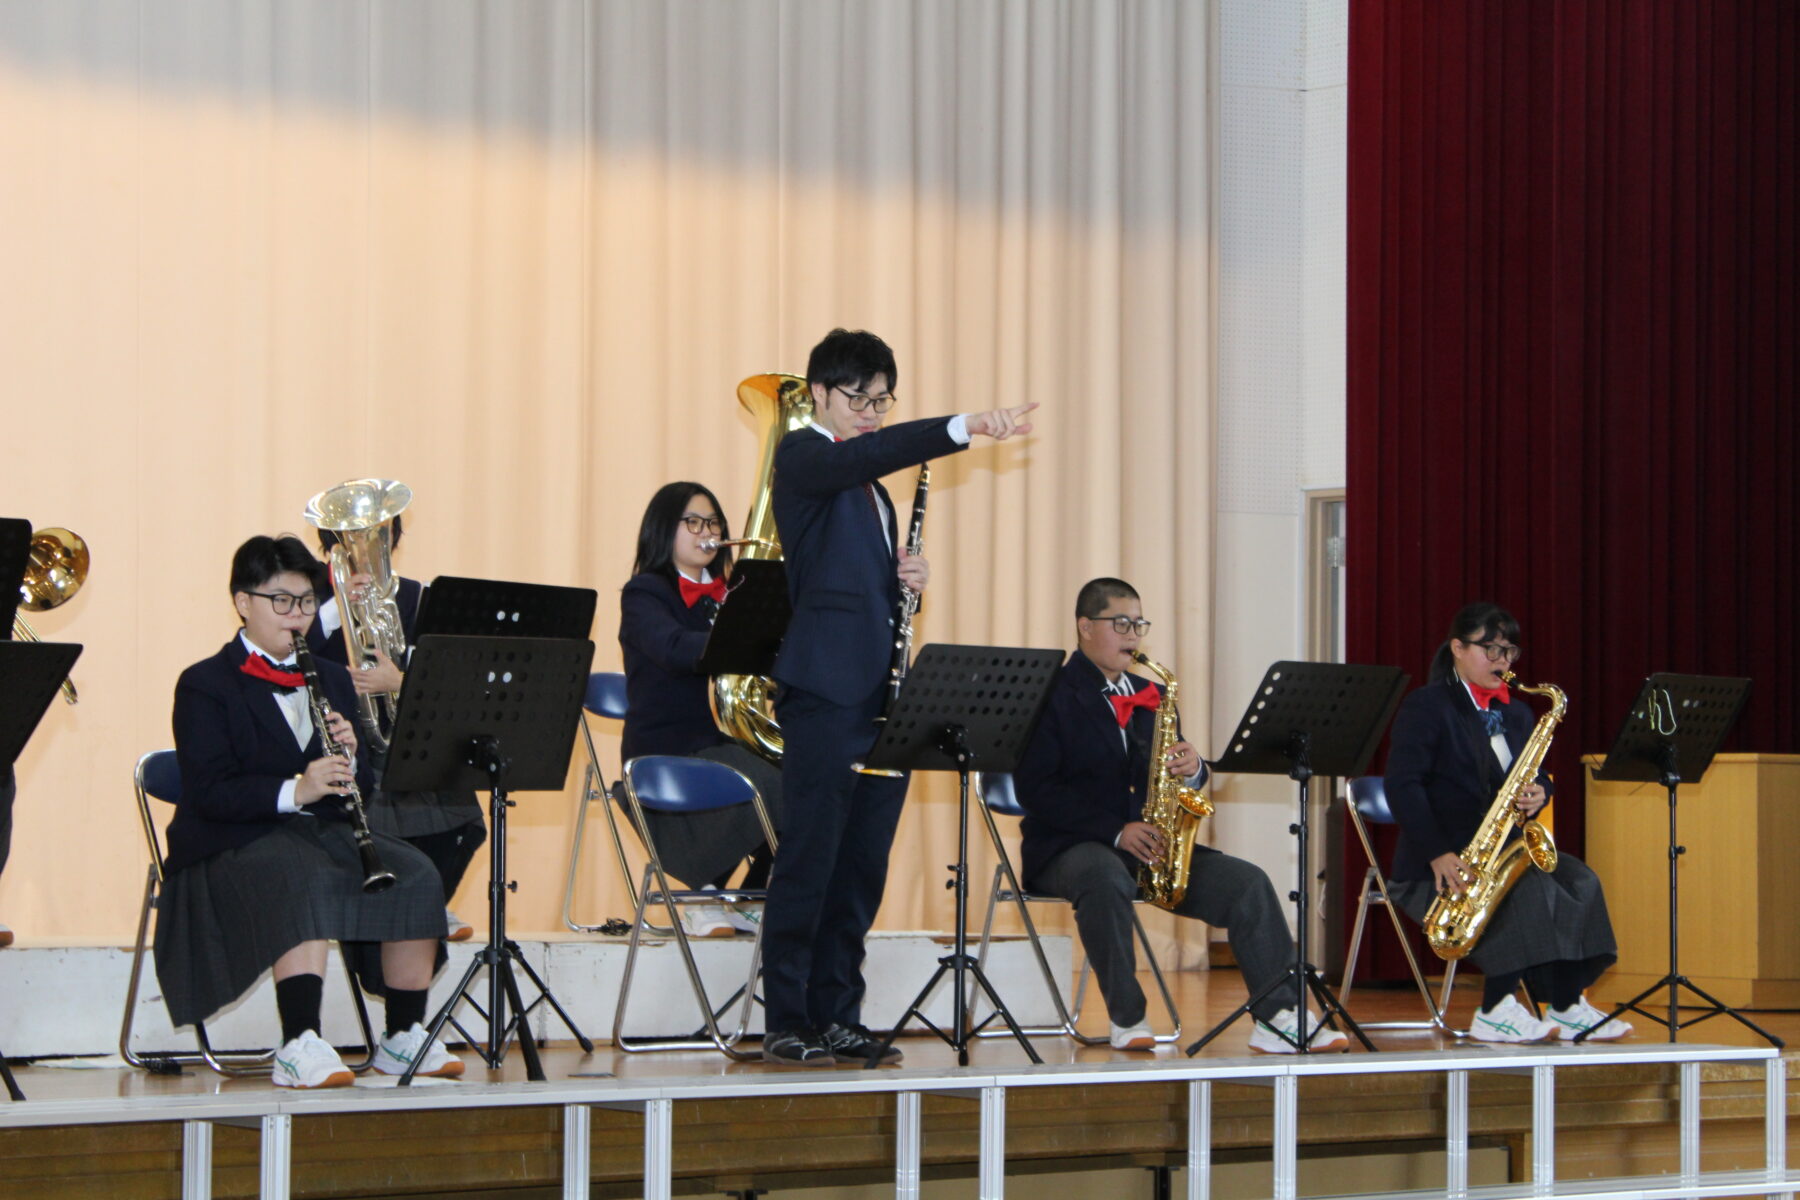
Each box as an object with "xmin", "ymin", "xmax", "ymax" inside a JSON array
[
  {"xmin": 415, "ymin": 575, "xmax": 597, "ymax": 640},
  {"xmin": 383, "ymin": 631, "xmax": 597, "ymax": 1083},
  {"xmin": 862, "ymin": 644, "xmax": 1064, "ymax": 1067},
  {"xmin": 0, "ymin": 639, "xmax": 84, "ymax": 1100},
  {"xmin": 693, "ymin": 560, "xmax": 790, "ymax": 676},
  {"xmin": 1577, "ymin": 674, "xmax": 1777, "ymax": 1046},
  {"xmin": 1186, "ymin": 661, "xmax": 1407, "ymax": 1056},
  {"xmin": 0, "ymin": 517, "xmax": 31, "ymax": 637}
]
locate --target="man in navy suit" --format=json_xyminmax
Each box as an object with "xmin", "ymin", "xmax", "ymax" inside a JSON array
[
  {"xmin": 759, "ymin": 328, "xmax": 1035, "ymax": 1066},
  {"xmin": 1014, "ymin": 578, "xmax": 1346, "ymax": 1053}
]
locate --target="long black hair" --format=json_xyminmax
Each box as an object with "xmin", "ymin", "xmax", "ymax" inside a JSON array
[
  {"xmin": 631, "ymin": 482, "xmax": 733, "ymax": 581},
  {"xmin": 1429, "ymin": 601, "xmax": 1522, "ymax": 683}
]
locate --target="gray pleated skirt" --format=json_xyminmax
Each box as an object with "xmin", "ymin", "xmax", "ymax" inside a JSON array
[
  {"xmin": 153, "ymin": 817, "xmax": 448, "ymax": 1027},
  {"xmin": 1392, "ymin": 852, "xmax": 1618, "ymax": 979}
]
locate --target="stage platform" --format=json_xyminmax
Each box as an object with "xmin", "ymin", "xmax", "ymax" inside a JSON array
[{"xmin": 4, "ymin": 962, "xmax": 1798, "ymax": 1200}]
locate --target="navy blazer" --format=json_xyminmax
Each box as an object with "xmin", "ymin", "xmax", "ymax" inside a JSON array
[
  {"xmin": 1384, "ymin": 676, "xmax": 1554, "ymax": 883},
  {"xmin": 618, "ymin": 569, "xmax": 728, "ymax": 761},
  {"xmin": 306, "ymin": 575, "xmax": 424, "ymax": 667},
  {"xmin": 770, "ymin": 417, "xmax": 964, "ymax": 707},
  {"xmin": 1013, "ymin": 650, "xmax": 1207, "ymax": 887},
  {"xmin": 166, "ymin": 639, "xmax": 375, "ymax": 875}
]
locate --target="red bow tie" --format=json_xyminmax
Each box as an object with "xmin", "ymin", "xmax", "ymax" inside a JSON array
[
  {"xmin": 242, "ymin": 652, "xmax": 304, "ymax": 690},
  {"xmin": 1468, "ymin": 681, "xmax": 1510, "ymax": 709},
  {"xmin": 1109, "ymin": 685, "xmax": 1161, "ymax": 727},
  {"xmin": 679, "ymin": 576, "xmax": 728, "ymax": 608}
]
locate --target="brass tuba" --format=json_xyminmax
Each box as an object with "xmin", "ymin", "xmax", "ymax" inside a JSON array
[
  {"xmin": 1130, "ymin": 651, "xmax": 1214, "ymax": 910},
  {"xmin": 303, "ymin": 479, "xmax": 412, "ymax": 752},
  {"xmin": 1422, "ymin": 671, "xmax": 1563, "ymax": 960},
  {"xmin": 13, "ymin": 526, "xmax": 89, "ymax": 704},
  {"xmin": 709, "ymin": 374, "xmax": 814, "ymax": 762}
]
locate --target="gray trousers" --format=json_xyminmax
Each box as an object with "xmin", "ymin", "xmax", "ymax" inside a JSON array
[{"xmin": 1033, "ymin": 841, "xmax": 1299, "ymax": 1026}]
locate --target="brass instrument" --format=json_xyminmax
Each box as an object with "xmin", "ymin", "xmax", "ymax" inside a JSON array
[
  {"xmin": 1130, "ymin": 651, "xmax": 1214, "ymax": 910},
  {"xmin": 709, "ymin": 374, "xmax": 814, "ymax": 762},
  {"xmin": 1422, "ymin": 671, "xmax": 1563, "ymax": 960},
  {"xmin": 12, "ymin": 526, "xmax": 89, "ymax": 704},
  {"xmin": 291, "ymin": 633, "xmax": 397, "ymax": 894},
  {"xmin": 303, "ymin": 479, "xmax": 411, "ymax": 752}
]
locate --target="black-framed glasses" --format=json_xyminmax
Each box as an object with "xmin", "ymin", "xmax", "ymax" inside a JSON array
[
  {"xmin": 680, "ymin": 513, "xmax": 725, "ymax": 535},
  {"xmin": 246, "ymin": 590, "xmax": 319, "ymax": 615},
  {"xmin": 834, "ymin": 385, "xmax": 898, "ymax": 414},
  {"xmin": 1471, "ymin": 639, "xmax": 1522, "ymax": 664},
  {"xmin": 1090, "ymin": 616, "xmax": 1152, "ymax": 637}
]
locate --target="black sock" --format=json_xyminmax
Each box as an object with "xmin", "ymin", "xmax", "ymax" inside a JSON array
[
  {"xmin": 1548, "ymin": 961, "xmax": 1584, "ymax": 1011},
  {"xmin": 385, "ymin": 987, "xmax": 427, "ymax": 1036},
  {"xmin": 1481, "ymin": 970, "xmax": 1524, "ymax": 1012},
  {"xmin": 741, "ymin": 845, "xmax": 773, "ymax": 890},
  {"xmin": 275, "ymin": 973, "xmax": 325, "ymax": 1044}
]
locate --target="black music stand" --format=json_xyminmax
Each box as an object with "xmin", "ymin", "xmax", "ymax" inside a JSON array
[
  {"xmin": 0, "ymin": 639, "xmax": 84, "ymax": 1101},
  {"xmin": 1577, "ymin": 674, "xmax": 1778, "ymax": 1046},
  {"xmin": 416, "ymin": 575, "xmax": 598, "ymax": 640},
  {"xmin": 0, "ymin": 517, "xmax": 31, "ymax": 637},
  {"xmin": 862, "ymin": 644, "xmax": 1064, "ymax": 1067},
  {"xmin": 1187, "ymin": 662, "xmax": 1407, "ymax": 1056},
  {"xmin": 384, "ymin": 632, "xmax": 597, "ymax": 1083},
  {"xmin": 693, "ymin": 560, "xmax": 791, "ymax": 676}
]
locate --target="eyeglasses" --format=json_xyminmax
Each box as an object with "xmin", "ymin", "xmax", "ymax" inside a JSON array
[
  {"xmin": 680, "ymin": 514, "xmax": 725, "ymax": 536},
  {"xmin": 1470, "ymin": 640, "xmax": 1522, "ymax": 664},
  {"xmin": 247, "ymin": 590, "xmax": 319, "ymax": 615},
  {"xmin": 1089, "ymin": 616, "xmax": 1152, "ymax": 637},
  {"xmin": 834, "ymin": 386, "xmax": 898, "ymax": 414}
]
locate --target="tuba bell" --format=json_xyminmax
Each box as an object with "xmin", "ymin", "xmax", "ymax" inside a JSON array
[
  {"xmin": 303, "ymin": 479, "xmax": 412, "ymax": 752},
  {"xmin": 13, "ymin": 526, "xmax": 89, "ymax": 704},
  {"xmin": 709, "ymin": 374, "xmax": 815, "ymax": 762}
]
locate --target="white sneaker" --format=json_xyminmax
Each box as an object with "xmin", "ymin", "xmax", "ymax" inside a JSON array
[
  {"xmin": 1469, "ymin": 994, "xmax": 1561, "ymax": 1043},
  {"xmin": 373, "ymin": 1022, "xmax": 465, "ymax": 1078},
  {"xmin": 1109, "ymin": 1021, "xmax": 1156, "ymax": 1050},
  {"xmin": 681, "ymin": 903, "xmax": 736, "ymax": 938},
  {"xmin": 1546, "ymin": 998, "xmax": 1633, "ymax": 1041},
  {"xmin": 445, "ymin": 909, "xmax": 473, "ymax": 942},
  {"xmin": 1249, "ymin": 1007, "xmax": 1349, "ymax": 1054},
  {"xmin": 724, "ymin": 904, "xmax": 761, "ymax": 934},
  {"xmin": 272, "ymin": 1030, "xmax": 354, "ymax": 1089}
]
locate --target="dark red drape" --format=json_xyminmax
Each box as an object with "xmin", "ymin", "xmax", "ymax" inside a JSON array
[{"xmin": 1345, "ymin": 0, "xmax": 1799, "ymax": 982}]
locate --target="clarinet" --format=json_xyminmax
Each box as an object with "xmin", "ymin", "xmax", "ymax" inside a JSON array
[
  {"xmin": 291, "ymin": 633, "xmax": 398, "ymax": 894},
  {"xmin": 882, "ymin": 462, "xmax": 931, "ymax": 714}
]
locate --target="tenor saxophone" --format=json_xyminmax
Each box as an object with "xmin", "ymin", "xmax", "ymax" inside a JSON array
[
  {"xmin": 1130, "ymin": 652, "xmax": 1214, "ymax": 910},
  {"xmin": 1422, "ymin": 671, "xmax": 1562, "ymax": 960}
]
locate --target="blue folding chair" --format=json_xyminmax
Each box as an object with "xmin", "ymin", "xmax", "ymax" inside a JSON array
[
  {"xmin": 969, "ymin": 772, "xmax": 1181, "ymax": 1045},
  {"xmin": 120, "ymin": 750, "xmax": 379, "ymax": 1074},
  {"xmin": 1341, "ymin": 776, "xmax": 1456, "ymax": 1033},
  {"xmin": 562, "ymin": 671, "xmax": 638, "ymax": 933},
  {"xmin": 611, "ymin": 755, "xmax": 777, "ymax": 1057}
]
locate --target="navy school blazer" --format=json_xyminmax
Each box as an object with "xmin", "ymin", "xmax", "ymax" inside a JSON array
[{"xmin": 617, "ymin": 569, "xmax": 729, "ymax": 762}]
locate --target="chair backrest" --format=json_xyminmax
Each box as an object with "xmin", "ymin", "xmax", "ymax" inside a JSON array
[
  {"xmin": 1348, "ymin": 776, "xmax": 1395, "ymax": 825},
  {"xmin": 978, "ymin": 771, "xmax": 1024, "ymax": 817},
  {"xmin": 624, "ymin": 755, "xmax": 756, "ymax": 815},
  {"xmin": 585, "ymin": 671, "xmax": 628, "ymax": 720},
  {"xmin": 134, "ymin": 749, "xmax": 182, "ymax": 879}
]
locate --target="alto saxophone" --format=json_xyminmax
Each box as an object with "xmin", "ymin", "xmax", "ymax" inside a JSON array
[
  {"xmin": 1130, "ymin": 652, "xmax": 1214, "ymax": 910},
  {"xmin": 291, "ymin": 634, "xmax": 398, "ymax": 894},
  {"xmin": 1422, "ymin": 671, "xmax": 1562, "ymax": 960}
]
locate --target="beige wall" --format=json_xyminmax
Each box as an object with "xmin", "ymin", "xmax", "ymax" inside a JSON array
[{"xmin": 0, "ymin": 1, "xmax": 1214, "ymax": 954}]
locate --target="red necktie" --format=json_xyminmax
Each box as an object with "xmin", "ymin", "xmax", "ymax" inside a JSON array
[
  {"xmin": 242, "ymin": 653, "xmax": 304, "ymax": 690},
  {"xmin": 1109, "ymin": 685, "xmax": 1161, "ymax": 727},
  {"xmin": 679, "ymin": 576, "xmax": 728, "ymax": 608},
  {"xmin": 1468, "ymin": 681, "xmax": 1510, "ymax": 709}
]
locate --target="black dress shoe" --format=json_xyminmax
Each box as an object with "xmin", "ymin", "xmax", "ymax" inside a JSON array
[
  {"xmin": 822, "ymin": 1022, "xmax": 903, "ymax": 1065},
  {"xmin": 761, "ymin": 1027, "xmax": 835, "ymax": 1067}
]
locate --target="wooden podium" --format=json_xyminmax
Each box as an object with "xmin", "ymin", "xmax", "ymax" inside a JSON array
[{"xmin": 1585, "ymin": 752, "xmax": 1800, "ymax": 1010}]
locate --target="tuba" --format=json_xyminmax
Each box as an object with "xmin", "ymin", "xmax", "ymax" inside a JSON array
[
  {"xmin": 12, "ymin": 526, "xmax": 89, "ymax": 704},
  {"xmin": 303, "ymin": 479, "xmax": 412, "ymax": 752},
  {"xmin": 709, "ymin": 374, "xmax": 814, "ymax": 763},
  {"xmin": 1130, "ymin": 651, "xmax": 1214, "ymax": 910},
  {"xmin": 1422, "ymin": 671, "xmax": 1563, "ymax": 960}
]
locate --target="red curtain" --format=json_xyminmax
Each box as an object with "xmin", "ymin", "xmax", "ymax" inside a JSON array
[{"xmin": 1346, "ymin": 0, "xmax": 1799, "ymax": 982}]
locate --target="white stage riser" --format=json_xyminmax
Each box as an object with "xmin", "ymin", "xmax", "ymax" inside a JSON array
[{"xmin": 3, "ymin": 932, "xmax": 1072, "ymax": 1058}]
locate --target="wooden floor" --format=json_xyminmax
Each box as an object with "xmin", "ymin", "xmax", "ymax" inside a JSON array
[{"xmin": 5, "ymin": 968, "xmax": 1797, "ymax": 1198}]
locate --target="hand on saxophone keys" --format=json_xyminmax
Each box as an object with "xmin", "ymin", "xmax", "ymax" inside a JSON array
[
  {"xmin": 1164, "ymin": 741, "xmax": 1201, "ymax": 777},
  {"xmin": 1512, "ymin": 781, "xmax": 1548, "ymax": 818},
  {"xmin": 1119, "ymin": 820, "xmax": 1167, "ymax": 865},
  {"xmin": 1431, "ymin": 851, "xmax": 1473, "ymax": 897}
]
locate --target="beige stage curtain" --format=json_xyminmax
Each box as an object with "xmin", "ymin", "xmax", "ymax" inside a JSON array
[{"xmin": 0, "ymin": 1, "xmax": 1212, "ymax": 968}]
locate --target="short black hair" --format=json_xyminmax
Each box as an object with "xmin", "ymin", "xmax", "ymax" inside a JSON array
[
  {"xmin": 229, "ymin": 534, "xmax": 321, "ymax": 598},
  {"xmin": 1075, "ymin": 577, "xmax": 1140, "ymax": 620},
  {"xmin": 1430, "ymin": 601, "xmax": 1522, "ymax": 683},
  {"xmin": 316, "ymin": 514, "xmax": 403, "ymax": 555},
  {"xmin": 806, "ymin": 328, "xmax": 898, "ymax": 395},
  {"xmin": 632, "ymin": 482, "xmax": 733, "ymax": 581}
]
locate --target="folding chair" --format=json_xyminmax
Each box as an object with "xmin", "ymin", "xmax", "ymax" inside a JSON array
[
  {"xmin": 611, "ymin": 755, "xmax": 776, "ymax": 1057},
  {"xmin": 969, "ymin": 771, "xmax": 1181, "ymax": 1045},
  {"xmin": 562, "ymin": 671, "xmax": 638, "ymax": 932},
  {"xmin": 120, "ymin": 750, "xmax": 379, "ymax": 1075}
]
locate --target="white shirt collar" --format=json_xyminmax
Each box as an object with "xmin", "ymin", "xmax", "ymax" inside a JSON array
[
  {"xmin": 675, "ymin": 567, "xmax": 713, "ymax": 584},
  {"xmin": 240, "ymin": 630, "xmax": 297, "ymax": 667}
]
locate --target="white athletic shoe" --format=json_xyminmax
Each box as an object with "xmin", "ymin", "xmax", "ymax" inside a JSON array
[
  {"xmin": 725, "ymin": 904, "xmax": 761, "ymax": 934},
  {"xmin": 1546, "ymin": 998, "xmax": 1633, "ymax": 1041},
  {"xmin": 681, "ymin": 903, "xmax": 736, "ymax": 938},
  {"xmin": 373, "ymin": 1022, "xmax": 465, "ymax": 1078},
  {"xmin": 272, "ymin": 1030, "xmax": 354, "ymax": 1089},
  {"xmin": 445, "ymin": 909, "xmax": 474, "ymax": 942},
  {"xmin": 1469, "ymin": 994, "xmax": 1561, "ymax": 1043},
  {"xmin": 1109, "ymin": 1021, "xmax": 1156, "ymax": 1051},
  {"xmin": 1249, "ymin": 1007, "xmax": 1349, "ymax": 1054}
]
